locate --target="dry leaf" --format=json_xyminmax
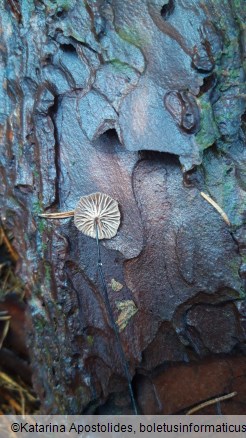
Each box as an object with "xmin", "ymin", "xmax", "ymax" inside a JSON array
[
  {"xmin": 109, "ymin": 278, "xmax": 123, "ymax": 292},
  {"xmin": 115, "ymin": 300, "xmax": 138, "ymax": 332}
]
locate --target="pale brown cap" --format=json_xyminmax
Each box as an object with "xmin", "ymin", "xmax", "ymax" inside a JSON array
[{"xmin": 74, "ymin": 192, "xmax": 120, "ymax": 240}]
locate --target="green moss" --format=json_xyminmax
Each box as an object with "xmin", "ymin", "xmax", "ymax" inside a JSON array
[
  {"xmin": 44, "ymin": 263, "xmax": 52, "ymax": 282},
  {"xmin": 33, "ymin": 169, "xmax": 39, "ymax": 179},
  {"xmin": 195, "ymin": 95, "xmax": 220, "ymax": 151},
  {"xmin": 38, "ymin": 219, "xmax": 46, "ymax": 235},
  {"xmin": 41, "ymin": 242, "xmax": 48, "ymax": 252},
  {"xmin": 109, "ymin": 60, "xmax": 134, "ymax": 73},
  {"xmin": 32, "ymin": 199, "xmax": 43, "ymax": 215},
  {"xmin": 118, "ymin": 25, "xmax": 151, "ymax": 48},
  {"xmin": 216, "ymin": 44, "xmax": 242, "ymax": 91},
  {"xmin": 33, "ymin": 198, "xmax": 49, "ymax": 252},
  {"xmin": 228, "ymin": 256, "xmax": 240, "ymax": 277},
  {"xmin": 57, "ymin": 0, "xmax": 76, "ymax": 11},
  {"xmin": 202, "ymin": 148, "xmax": 246, "ymax": 226},
  {"xmin": 86, "ymin": 335, "xmax": 94, "ymax": 346},
  {"xmin": 33, "ymin": 199, "xmax": 48, "ymax": 238},
  {"xmin": 35, "ymin": 318, "xmax": 47, "ymax": 332},
  {"xmin": 197, "ymin": 3, "xmax": 245, "ymax": 151},
  {"xmin": 43, "ymin": 0, "xmax": 76, "ymax": 13}
]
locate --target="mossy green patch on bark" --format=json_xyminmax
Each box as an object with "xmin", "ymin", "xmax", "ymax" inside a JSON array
[
  {"xmin": 202, "ymin": 145, "xmax": 246, "ymax": 227},
  {"xmin": 86, "ymin": 335, "xmax": 94, "ymax": 346},
  {"xmin": 44, "ymin": 262, "xmax": 52, "ymax": 283},
  {"xmin": 195, "ymin": 96, "xmax": 220, "ymax": 151},
  {"xmin": 42, "ymin": 0, "xmax": 76, "ymax": 13}
]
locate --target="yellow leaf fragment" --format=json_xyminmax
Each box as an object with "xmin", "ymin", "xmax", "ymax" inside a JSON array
[
  {"xmin": 109, "ymin": 278, "xmax": 124, "ymax": 292},
  {"xmin": 115, "ymin": 300, "xmax": 138, "ymax": 332}
]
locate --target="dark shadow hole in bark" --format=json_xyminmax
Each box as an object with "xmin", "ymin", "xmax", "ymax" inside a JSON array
[
  {"xmin": 197, "ymin": 73, "xmax": 217, "ymax": 97},
  {"xmin": 93, "ymin": 129, "xmax": 121, "ymax": 152},
  {"xmin": 98, "ymin": 29, "xmax": 106, "ymax": 40},
  {"xmin": 183, "ymin": 167, "xmax": 204, "ymax": 189},
  {"xmin": 160, "ymin": 0, "xmax": 175, "ymax": 20},
  {"xmin": 241, "ymin": 111, "xmax": 246, "ymax": 123},
  {"xmin": 48, "ymin": 95, "xmax": 61, "ymax": 207},
  {"xmin": 57, "ymin": 9, "xmax": 65, "ymax": 18},
  {"xmin": 82, "ymin": 398, "xmax": 101, "ymax": 415},
  {"xmin": 60, "ymin": 43, "xmax": 77, "ymax": 53},
  {"xmin": 44, "ymin": 55, "xmax": 52, "ymax": 65},
  {"xmin": 93, "ymin": 374, "xmax": 138, "ymax": 414},
  {"xmin": 101, "ymin": 129, "xmax": 119, "ymax": 142},
  {"xmin": 96, "ymin": 16, "xmax": 107, "ymax": 40},
  {"xmin": 241, "ymin": 110, "xmax": 246, "ymax": 136},
  {"xmin": 138, "ymin": 150, "xmax": 180, "ymax": 166}
]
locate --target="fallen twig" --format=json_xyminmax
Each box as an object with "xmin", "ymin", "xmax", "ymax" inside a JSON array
[
  {"xmin": 0, "ymin": 225, "xmax": 19, "ymax": 263},
  {"xmin": 39, "ymin": 211, "xmax": 74, "ymax": 219},
  {"xmin": 0, "ymin": 312, "xmax": 11, "ymax": 349},
  {"xmin": 200, "ymin": 192, "xmax": 231, "ymax": 225},
  {"xmin": 0, "ymin": 371, "xmax": 36, "ymax": 402},
  {"xmin": 186, "ymin": 391, "xmax": 237, "ymax": 415}
]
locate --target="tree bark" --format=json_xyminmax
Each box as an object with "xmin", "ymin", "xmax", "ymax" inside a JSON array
[{"xmin": 0, "ymin": 0, "xmax": 245, "ymax": 414}]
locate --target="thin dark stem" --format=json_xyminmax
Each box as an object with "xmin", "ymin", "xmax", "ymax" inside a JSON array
[{"xmin": 95, "ymin": 221, "xmax": 138, "ymax": 415}]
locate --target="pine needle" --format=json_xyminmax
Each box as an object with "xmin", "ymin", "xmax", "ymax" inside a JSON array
[
  {"xmin": 186, "ymin": 391, "xmax": 237, "ymax": 415},
  {"xmin": 200, "ymin": 192, "xmax": 231, "ymax": 225}
]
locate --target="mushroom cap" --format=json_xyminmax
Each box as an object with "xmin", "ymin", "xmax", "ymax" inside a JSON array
[{"xmin": 74, "ymin": 192, "xmax": 120, "ymax": 240}]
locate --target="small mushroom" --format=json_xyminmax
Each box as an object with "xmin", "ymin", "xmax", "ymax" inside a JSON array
[{"xmin": 74, "ymin": 192, "xmax": 120, "ymax": 239}]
